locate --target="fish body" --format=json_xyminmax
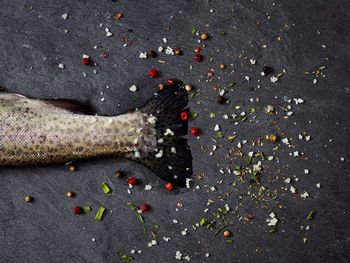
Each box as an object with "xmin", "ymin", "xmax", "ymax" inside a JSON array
[{"xmin": 0, "ymin": 81, "xmax": 192, "ymax": 186}]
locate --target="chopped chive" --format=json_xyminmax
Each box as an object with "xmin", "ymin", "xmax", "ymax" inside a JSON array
[
  {"xmin": 101, "ymin": 182, "xmax": 111, "ymax": 194},
  {"xmin": 227, "ymin": 82, "xmax": 236, "ymax": 88},
  {"xmin": 227, "ymin": 135, "xmax": 238, "ymax": 142},
  {"xmin": 216, "ymin": 131, "xmax": 224, "ymax": 138},
  {"xmin": 209, "ymin": 112, "xmax": 216, "ymax": 118},
  {"xmin": 249, "ymin": 107, "xmax": 256, "ymax": 113},
  {"xmin": 192, "ymin": 112, "xmax": 199, "ymax": 119},
  {"xmin": 226, "ymin": 239, "xmax": 234, "ymax": 244},
  {"xmin": 137, "ymin": 213, "xmax": 145, "ymax": 224},
  {"xmin": 306, "ymin": 210, "xmax": 316, "ymax": 220},
  {"xmin": 82, "ymin": 206, "xmax": 92, "ymax": 213},
  {"xmin": 199, "ymin": 218, "xmax": 207, "ymax": 226},
  {"xmin": 95, "ymin": 207, "xmax": 106, "ymax": 221},
  {"xmin": 117, "ymin": 252, "xmax": 134, "ymax": 262},
  {"xmin": 191, "ymin": 27, "xmax": 198, "ymax": 34}
]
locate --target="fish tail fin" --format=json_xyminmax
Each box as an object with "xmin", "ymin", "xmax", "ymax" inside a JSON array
[{"xmin": 128, "ymin": 80, "xmax": 192, "ymax": 187}]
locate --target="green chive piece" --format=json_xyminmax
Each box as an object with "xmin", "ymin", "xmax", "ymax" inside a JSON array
[
  {"xmin": 227, "ymin": 135, "xmax": 238, "ymax": 142},
  {"xmin": 191, "ymin": 27, "xmax": 198, "ymax": 34},
  {"xmin": 95, "ymin": 207, "xmax": 106, "ymax": 221},
  {"xmin": 101, "ymin": 182, "xmax": 111, "ymax": 194},
  {"xmin": 192, "ymin": 112, "xmax": 199, "ymax": 119},
  {"xmin": 117, "ymin": 252, "xmax": 134, "ymax": 262},
  {"xmin": 209, "ymin": 112, "xmax": 216, "ymax": 118},
  {"xmin": 249, "ymin": 107, "xmax": 256, "ymax": 113},
  {"xmin": 226, "ymin": 239, "xmax": 234, "ymax": 244},
  {"xmin": 306, "ymin": 210, "xmax": 316, "ymax": 220},
  {"xmin": 199, "ymin": 218, "xmax": 207, "ymax": 226},
  {"xmin": 137, "ymin": 213, "xmax": 145, "ymax": 224},
  {"xmin": 216, "ymin": 131, "xmax": 224, "ymax": 138},
  {"xmin": 83, "ymin": 206, "xmax": 92, "ymax": 213},
  {"xmin": 227, "ymin": 82, "xmax": 236, "ymax": 88}
]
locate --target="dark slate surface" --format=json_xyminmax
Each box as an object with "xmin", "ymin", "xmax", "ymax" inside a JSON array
[{"xmin": 0, "ymin": 0, "xmax": 349, "ymax": 262}]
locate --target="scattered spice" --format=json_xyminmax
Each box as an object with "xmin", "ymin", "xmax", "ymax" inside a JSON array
[
  {"xmin": 180, "ymin": 111, "xmax": 188, "ymax": 121},
  {"xmin": 217, "ymin": 96, "xmax": 226, "ymax": 104},
  {"xmin": 66, "ymin": 191, "xmax": 74, "ymax": 198},
  {"xmin": 101, "ymin": 182, "xmax": 111, "ymax": 194},
  {"xmin": 185, "ymin": 84, "xmax": 192, "ymax": 92},
  {"xmin": 174, "ymin": 48, "xmax": 182, "ymax": 55},
  {"xmin": 140, "ymin": 203, "xmax": 150, "ymax": 212},
  {"xmin": 74, "ymin": 206, "xmax": 83, "ymax": 215},
  {"xmin": 165, "ymin": 183, "xmax": 174, "ymax": 191},
  {"xmin": 114, "ymin": 170, "xmax": 122, "ymax": 178},
  {"xmin": 223, "ymin": 230, "xmax": 231, "ymax": 237},
  {"xmin": 200, "ymin": 33, "xmax": 208, "ymax": 40},
  {"xmin": 117, "ymin": 252, "xmax": 134, "ymax": 262},
  {"xmin": 193, "ymin": 54, "xmax": 201, "ymax": 62},
  {"xmin": 25, "ymin": 195, "xmax": 32, "ymax": 203},
  {"xmin": 149, "ymin": 68, "xmax": 158, "ymax": 78},
  {"xmin": 95, "ymin": 207, "xmax": 106, "ymax": 221},
  {"xmin": 113, "ymin": 12, "xmax": 123, "ymax": 21},
  {"xmin": 68, "ymin": 164, "xmax": 77, "ymax": 172},
  {"xmin": 158, "ymin": 83, "xmax": 165, "ymax": 91},
  {"xmin": 191, "ymin": 127, "xmax": 199, "ymax": 136},
  {"xmin": 127, "ymin": 177, "xmax": 137, "ymax": 186},
  {"xmin": 307, "ymin": 210, "xmax": 316, "ymax": 220}
]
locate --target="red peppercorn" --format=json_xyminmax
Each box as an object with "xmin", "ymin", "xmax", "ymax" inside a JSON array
[
  {"xmin": 127, "ymin": 177, "xmax": 137, "ymax": 185},
  {"xmin": 193, "ymin": 54, "xmax": 201, "ymax": 62},
  {"xmin": 140, "ymin": 203, "xmax": 150, "ymax": 212},
  {"xmin": 165, "ymin": 182, "xmax": 174, "ymax": 191},
  {"xmin": 82, "ymin": 57, "xmax": 90, "ymax": 65},
  {"xmin": 149, "ymin": 68, "xmax": 158, "ymax": 78},
  {"xmin": 74, "ymin": 206, "xmax": 83, "ymax": 215},
  {"xmin": 180, "ymin": 111, "xmax": 188, "ymax": 121},
  {"xmin": 194, "ymin": 47, "xmax": 201, "ymax": 53},
  {"xmin": 166, "ymin": 79, "xmax": 174, "ymax": 85},
  {"xmin": 191, "ymin": 127, "xmax": 199, "ymax": 136}
]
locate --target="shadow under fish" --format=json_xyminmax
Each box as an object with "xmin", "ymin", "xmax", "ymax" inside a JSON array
[{"xmin": 0, "ymin": 81, "xmax": 192, "ymax": 187}]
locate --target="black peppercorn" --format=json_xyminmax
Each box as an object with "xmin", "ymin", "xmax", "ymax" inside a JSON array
[
  {"xmin": 217, "ymin": 96, "xmax": 226, "ymax": 104},
  {"xmin": 263, "ymin": 66, "xmax": 273, "ymax": 75}
]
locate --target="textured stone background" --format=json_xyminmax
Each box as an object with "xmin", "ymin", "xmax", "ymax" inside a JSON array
[{"xmin": 0, "ymin": 0, "xmax": 349, "ymax": 262}]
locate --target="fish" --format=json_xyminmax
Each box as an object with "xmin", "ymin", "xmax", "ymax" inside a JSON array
[{"xmin": 0, "ymin": 81, "xmax": 192, "ymax": 187}]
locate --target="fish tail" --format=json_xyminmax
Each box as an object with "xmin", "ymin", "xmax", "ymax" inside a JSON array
[{"xmin": 132, "ymin": 80, "xmax": 192, "ymax": 187}]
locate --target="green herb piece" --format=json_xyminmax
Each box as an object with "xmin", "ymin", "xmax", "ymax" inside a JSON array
[
  {"xmin": 219, "ymin": 31, "xmax": 226, "ymax": 36},
  {"xmin": 191, "ymin": 27, "xmax": 198, "ymax": 34},
  {"xmin": 306, "ymin": 210, "xmax": 316, "ymax": 221},
  {"xmin": 137, "ymin": 213, "xmax": 145, "ymax": 224},
  {"xmin": 192, "ymin": 112, "xmax": 199, "ymax": 119},
  {"xmin": 240, "ymin": 116, "xmax": 248, "ymax": 122},
  {"xmin": 199, "ymin": 218, "xmax": 207, "ymax": 226},
  {"xmin": 95, "ymin": 207, "xmax": 106, "ymax": 221},
  {"xmin": 249, "ymin": 107, "xmax": 256, "ymax": 113},
  {"xmin": 216, "ymin": 131, "xmax": 224, "ymax": 138},
  {"xmin": 117, "ymin": 252, "xmax": 134, "ymax": 262},
  {"xmin": 227, "ymin": 82, "xmax": 236, "ymax": 88},
  {"xmin": 235, "ymin": 165, "xmax": 241, "ymax": 171},
  {"xmin": 83, "ymin": 206, "xmax": 92, "ymax": 213},
  {"xmin": 209, "ymin": 112, "xmax": 216, "ymax": 118},
  {"xmin": 127, "ymin": 202, "xmax": 138, "ymax": 211},
  {"xmin": 189, "ymin": 91, "xmax": 201, "ymax": 98},
  {"xmin": 226, "ymin": 240, "xmax": 234, "ymax": 244},
  {"xmin": 227, "ymin": 135, "xmax": 238, "ymax": 142},
  {"xmin": 269, "ymin": 227, "xmax": 278, "ymax": 233},
  {"xmin": 250, "ymin": 171, "xmax": 260, "ymax": 183},
  {"xmin": 200, "ymin": 146, "xmax": 208, "ymax": 153},
  {"xmin": 101, "ymin": 182, "xmax": 111, "ymax": 194}
]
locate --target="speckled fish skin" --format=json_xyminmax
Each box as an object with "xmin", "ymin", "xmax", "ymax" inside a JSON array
[{"xmin": 0, "ymin": 93, "xmax": 156, "ymax": 165}]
